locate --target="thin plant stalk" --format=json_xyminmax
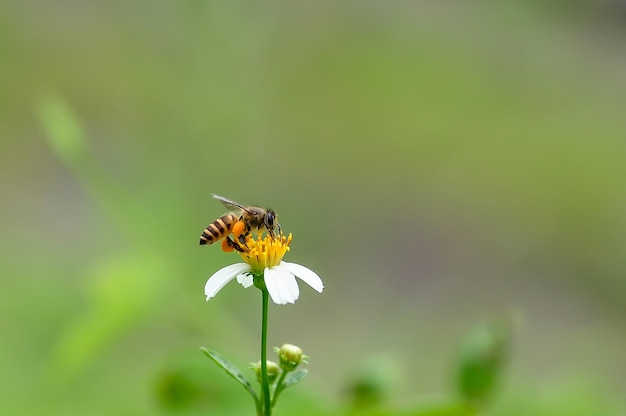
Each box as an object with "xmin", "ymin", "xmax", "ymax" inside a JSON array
[
  {"xmin": 271, "ymin": 370, "xmax": 289, "ymax": 409},
  {"xmin": 260, "ymin": 288, "xmax": 271, "ymax": 415}
]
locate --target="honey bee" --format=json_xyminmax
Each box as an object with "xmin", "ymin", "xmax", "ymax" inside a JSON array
[{"xmin": 199, "ymin": 194, "xmax": 280, "ymax": 251}]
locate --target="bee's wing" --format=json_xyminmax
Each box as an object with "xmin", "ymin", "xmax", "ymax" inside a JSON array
[{"xmin": 212, "ymin": 193, "xmax": 253, "ymax": 214}]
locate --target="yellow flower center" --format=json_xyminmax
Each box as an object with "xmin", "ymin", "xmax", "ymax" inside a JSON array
[{"xmin": 239, "ymin": 232, "xmax": 293, "ymax": 273}]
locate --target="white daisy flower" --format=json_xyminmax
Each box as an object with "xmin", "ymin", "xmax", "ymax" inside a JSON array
[{"xmin": 204, "ymin": 233, "xmax": 324, "ymax": 305}]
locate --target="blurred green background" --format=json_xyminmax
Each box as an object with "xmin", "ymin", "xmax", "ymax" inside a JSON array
[{"xmin": 1, "ymin": 1, "xmax": 625, "ymax": 415}]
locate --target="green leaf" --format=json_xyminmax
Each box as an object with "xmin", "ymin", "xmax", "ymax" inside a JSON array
[
  {"xmin": 37, "ymin": 94, "xmax": 87, "ymax": 164},
  {"xmin": 282, "ymin": 369, "xmax": 308, "ymax": 389},
  {"xmin": 200, "ymin": 348, "xmax": 258, "ymax": 402}
]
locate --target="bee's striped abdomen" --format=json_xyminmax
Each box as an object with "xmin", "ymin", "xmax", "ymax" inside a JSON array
[{"xmin": 199, "ymin": 213, "xmax": 238, "ymax": 245}]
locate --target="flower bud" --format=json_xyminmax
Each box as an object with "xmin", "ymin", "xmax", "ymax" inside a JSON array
[
  {"xmin": 250, "ymin": 360, "xmax": 280, "ymax": 384},
  {"xmin": 276, "ymin": 344, "xmax": 306, "ymax": 372}
]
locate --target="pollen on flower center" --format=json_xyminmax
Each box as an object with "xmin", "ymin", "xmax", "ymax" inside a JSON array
[{"xmin": 239, "ymin": 233, "xmax": 293, "ymax": 273}]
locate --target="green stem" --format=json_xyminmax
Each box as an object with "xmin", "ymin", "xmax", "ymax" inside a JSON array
[
  {"xmin": 261, "ymin": 288, "xmax": 271, "ymax": 416},
  {"xmin": 271, "ymin": 370, "xmax": 289, "ymax": 409},
  {"xmin": 256, "ymin": 395, "xmax": 262, "ymax": 416}
]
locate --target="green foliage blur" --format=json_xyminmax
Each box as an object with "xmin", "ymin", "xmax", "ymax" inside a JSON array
[{"xmin": 1, "ymin": 1, "xmax": 625, "ymax": 415}]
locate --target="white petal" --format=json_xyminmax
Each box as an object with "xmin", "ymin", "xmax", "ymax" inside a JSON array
[
  {"xmin": 273, "ymin": 264, "xmax": 300, "ymax": 301},
  {"xmin": 237, "ymin": 273, "xmax": 254, "ymax": 288},
  {"xmin": 281, "ymin": 262, "xmax": 324, "ymax": 293},
  {"xmin": 204, "ymin": 263, "xmax": 251, "ymax": 300},
  {"xmin": 265, "ymin": 267, "xmax": 298, "ymax": 305},
  {"xmin": 264, "ymin": 268, "xmax": 286, "ymax": 304}
]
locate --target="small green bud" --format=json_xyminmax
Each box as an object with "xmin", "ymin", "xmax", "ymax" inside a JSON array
[
  {"xmin": 276, "ymin": 344, "xmax": 306, "ymax": 372},
  {"xmin": 456, "ymin": 320, "xmax": 510, "ymax": 406},
  {"xmin": 250, "ymin": 360, "xmax": 280, "ymax": 384}
]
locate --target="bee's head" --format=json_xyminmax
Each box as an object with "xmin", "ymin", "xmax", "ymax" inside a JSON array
[
  {"xmin": 265, "ymin": 209, "xmax": 279, "ymax": 234},
  {"xmin": 265, "ymin": 209, "xmax": 276, "ymax": 228}
]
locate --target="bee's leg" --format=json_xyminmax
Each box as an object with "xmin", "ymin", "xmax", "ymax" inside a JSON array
[
  {"xmin": 237, "ymin": 232, "xmax": 248, "ymax": 245},
  {"xmin": 226, "ymin": 236, "xmax": 246, "ymax": 253},
  {"xmin": 237, "ymin": 224, "xmax": 252, "ymax": 245},
  {"xmin": 266, "ymin": 223, "xmax": 280, "ymax": 239}
]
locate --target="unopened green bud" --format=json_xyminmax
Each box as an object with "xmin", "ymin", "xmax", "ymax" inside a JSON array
[
  {"xmin": 250, "ymin": 360, "xmax": 280, "ymax": 384},
  {"xmin": 456, "ymin": 321, "xmax": 510, "ymax": 405},
  {"xmin": 276, "ymin": 344, "xmax": 306, "ymax": 372}
]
